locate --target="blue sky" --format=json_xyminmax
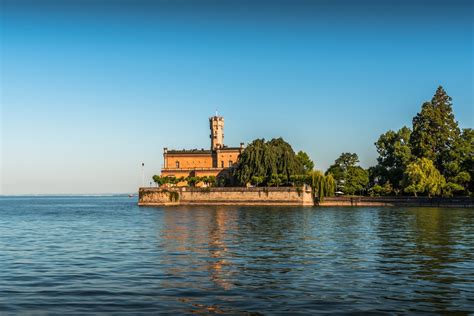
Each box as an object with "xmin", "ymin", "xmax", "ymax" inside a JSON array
[{"xmin": 1, "ymin": 0, "xmax": 473, "ymax": 194}]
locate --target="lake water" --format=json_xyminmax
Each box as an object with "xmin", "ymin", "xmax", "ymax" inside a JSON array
[{"xmin": 1, "ymin": 196, "xmax": 473, "ymax": 314}]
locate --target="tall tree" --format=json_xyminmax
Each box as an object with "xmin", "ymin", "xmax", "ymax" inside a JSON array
[
  {"xmin": 325, "ymin": 173, "xmax": 336, "ymax": 196},
  {"xmin": 410, "ymin": 86, "xmax": 461, "ymax": 175},
  {"xmin": 459, "ymin": 129, "xmax": 474, "ymax": 193},
  {"xmin": 268, "ymin": 138, "xmax": 303, "ymax": 181},
  {"xmin": 306, "ymin": 170, "xmax": 335, "ymax": 200},
  {"xmin": 308, "ymin": 170, "xmax": 325, "ymax": 199},
  {"xmin": 374, "ymin": 126, "xmax": 412, "ymax": 189},
  {"xmin": 326, "ymin": 153, "xmax": 368, "ymax": 195},
  {"xmin": 333, "ymin": 152, "xmax": 359, "ymax": 171},
  {"xmin": 345, "ymin": 166, "xmax": 369, "ymax": 195},
  {"xmin": 442, "ymin": 128, "xmax": 473, "ymax": 194},
  {"xmin": 234, "ymin": 138, "xmax": 303, "ymax": 186},
  {"xmin": 295, "ymin": 151, "xmax": 314, "ymax": 174}
]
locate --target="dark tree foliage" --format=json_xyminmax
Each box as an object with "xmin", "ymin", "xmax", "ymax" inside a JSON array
[
  {"xmin": 325, "ymin": 152, "xmax": 359, "ymax": 182},
  {"xmin": 457, "ymin": 128, "xmax": 474, "ymax": 192},
  {"xmin": 373, "ymin": 126, "xmax": 412, "ymax": 189},
  {"xmin": 326, "ymin": 152, "xmax": 369, "ymax": 195},
  {"xmin": 296, "ymin": 151, "xmax": 314, "ymax": 173},
  {"xmin": 345, "ymin": 166, "xmax": 370, "ymax": 195},
  {"xmin": 372, "ymin": 86, "xmax": 472, "ymax": 196},
  {"xmin": 234, "ymin": 138, "xmax": 304, "ymax": 186},
  {"xmin": 410, "ymin": 86, "xmax": 461, "ymax": 175}
]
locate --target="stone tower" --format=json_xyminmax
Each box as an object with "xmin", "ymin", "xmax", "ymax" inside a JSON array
[{"xmin": 209, "ymin": 115, "xmax": 224, "ymax": 150}]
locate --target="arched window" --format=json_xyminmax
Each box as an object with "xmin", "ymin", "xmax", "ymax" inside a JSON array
[
  {"xmin": 221, "ymin": 161, "xmax": 224, "ymax": 168},
  {"xmin": 229, "ymin": 160, "xmax": 233, "ymax": 167},
  {"xmin": 176, "ymin": 161, "xmax": 180, "ymax": 168}
]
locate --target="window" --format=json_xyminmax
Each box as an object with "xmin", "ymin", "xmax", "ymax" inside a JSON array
[
  {"xmin": 176, "ymin": 161, "xmax": 180, "ymax": 168},
  {"xmin": 221, "ymin": 161, "xmax": 224, "ymax": 168},
  {"xmin": 229, "ymin": 160, "xmax": 233, "ymax": 167}
]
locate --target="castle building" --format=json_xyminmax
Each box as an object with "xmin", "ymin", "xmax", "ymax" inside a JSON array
[{"xmin": 161, "ymin": 116, "xmax": 244, "ymax": 178}]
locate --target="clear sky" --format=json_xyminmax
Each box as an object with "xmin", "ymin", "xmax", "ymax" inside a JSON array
[{"xmin": 1, "ymin": 0, "xmax": 473, "ymax": 195}]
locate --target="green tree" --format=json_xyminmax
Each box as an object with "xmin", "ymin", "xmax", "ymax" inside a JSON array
[
  {"xmin": 410, "ymin": 86, "xmax": 461, "ymax": 175},
  {"xmin": 408, "ymin": 86, "xmax": 473, "ymax": 195},
  {"xmin": 308, "ymin": 170, "xmax": 324, "ymax": 198},
  {"xmin": 295, "ymin": 151, "xmax": 314, "ymax": 174},
  {"xmin": 326, "ymin": 153, "xmax": 368, "ymax": 195},
  {"xmin": 332, "ymin": 152, "xmax": 359, "ymax": 172},
  {"xmin": 290, "ymin": 174, "xmax": 306, "ymax": 186},
  {"xmin": 325, "ymin": 173, "xmax": 336, "ymax": 197},
  {"xmin": 382, "ymin": 181, "xmax": 393, "ymax": 195},
  {"xmin": 459, "ymin": 129, "xmax": 473, "ymax": 193},
  {"xmin": 268, "ymin": 173, "xmax": 283, "ymax": 187},
  {"xmin": 369, "ymin": 184, "xmax": 384, "ymax": 196},
  {"xmin": 404, "ymin": 158, "xmax": 446, "ymax": 197},
  {"xmin": 345, "ymin": 166, "xmax": 369, "ymax": 195},
  {"xmin": 269, "ymin": 138, "xmax": 304, "ymax": 181},
  {"xmin": 251, "ymin": 175, "xmax": 264, "ymax": 186},
  {"xmin": 208, "ymin": 176, "xmax": 217, "ymax": 187},
  {"xmin": 444, "ymin": 128, "xmax": 473, "ymax": 194},
  {"xmin": 306, "ymin": 170, "xmax": 335, "ymax": 200},
  {"xmin": 187, "ymin": 176, "xmax": 198, "ymax": 187},
  {"xmin": 374, "ymin": 126, "xmax": 412, "ymax": 189},
  {"xmin": 201, "ymin": 176, "xmax": 210, "ymax": 185},
  {"xmin": 152, "ymin": 175, "xmax": 165, "ymax": 186},
  {"xmin": 234, "ymin": 138, "xmax": 303, "ymax": 186}
]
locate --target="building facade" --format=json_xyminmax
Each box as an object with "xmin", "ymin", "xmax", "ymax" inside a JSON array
[{"xmin": 161, "ymin": 116, "xmax": 244, "ymax": 178}]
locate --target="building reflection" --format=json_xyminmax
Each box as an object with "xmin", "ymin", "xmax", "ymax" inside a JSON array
[
  {"xmin": 158, "ymin": 206, "xmax": 238, "ymax": 292},
  {"xmin": 206, "ymin": 207, "xmax": 239, "ymax": 290},
  {"xmin": 157, "ymin": 206, "xmax": 307, "ymax": 293}
]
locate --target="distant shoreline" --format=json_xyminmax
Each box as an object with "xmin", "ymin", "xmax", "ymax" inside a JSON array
[{"xmin": 0, "ymin": 194, "xmax": 135, "ymax": 198}]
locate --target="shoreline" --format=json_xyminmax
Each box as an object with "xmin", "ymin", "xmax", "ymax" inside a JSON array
[
  {"xmin": 318, "ymin": 196, "xmax": 474, "ymax": 208},
  {"xmin": 138, "ymin": 187, "xmax": 474, "ymax": 208}
]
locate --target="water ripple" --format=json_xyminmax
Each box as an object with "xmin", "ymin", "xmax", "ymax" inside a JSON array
[{"xmin": 1, "ymin": 197, "xmax": 473, "ymax": 314}]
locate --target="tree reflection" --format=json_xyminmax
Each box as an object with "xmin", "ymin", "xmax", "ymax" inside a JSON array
[{"xmin": 376, "ymin": 208, "xmax": 473, "ymax": 313}]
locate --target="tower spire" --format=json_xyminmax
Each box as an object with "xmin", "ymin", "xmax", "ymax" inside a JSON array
[{"xmin": 209, "ymin": 115, "xmax": 224, "ymax": 150}]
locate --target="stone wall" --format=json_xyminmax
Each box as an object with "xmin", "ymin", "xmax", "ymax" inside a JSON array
[
  {"xmin": 318, "ymin": 196, "xmax": 474, "ymax": 207},
  {"xmin": 138, "ymin": 186, "xmax": 314, "ymax": 206}
]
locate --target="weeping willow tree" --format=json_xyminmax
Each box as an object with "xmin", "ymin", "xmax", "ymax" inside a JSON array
[
  {"xmin": 325, "ymin": 173, "xmax": 336, "ymax": 196},
  {"xmin": 307, "ymin": 170, "xmax": 335, "ymax": 201},
  {"xmin": 268, "ymin": 138, "xmax": 303, "ymax": 182},
  {"xmin": 234, "ymin": 138, "xmax": 304, "ymax": 186}
]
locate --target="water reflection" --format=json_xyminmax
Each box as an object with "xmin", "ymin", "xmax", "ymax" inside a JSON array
[
  {"xmin": 158, "ymin": 206, "xmax": 474, "ymax": 314},
  {"xmin": 376, "ymin": 208, "xmax": 474, "ymax": 313},
  {"xmin": 1, "ymin": 197, "xmax": 473, "ymax": 314}
]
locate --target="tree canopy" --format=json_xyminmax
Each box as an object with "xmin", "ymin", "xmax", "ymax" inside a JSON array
[
  {"xmin": 326, "ymin": 152, "xmax": 369, "ymax": 195},
  {"xmin": 233, "ymin": 137, "xmax": 304, "ymax": 186},
  {"xmin": 374, "ymin": 126, "xmax": 412, "ymax": 189},
  {"xmin": 296, "ymin": 151, "xmax": 314, "ymax": 173},
  {"xmin": 403, "ymin": 158, "xmax": 446, "ymax": 197},
  {"xmin": 410, "ymin": 86, "xmax": 461, "ymax": 174},
  {"xmin": 372, "ymin": 86, "xmax": 472, "ymax": 196}
]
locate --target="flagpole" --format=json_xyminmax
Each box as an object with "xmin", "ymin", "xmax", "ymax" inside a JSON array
[{"xmin": 141, "ymin": 162, "xmax": 145, "ymax": 187}]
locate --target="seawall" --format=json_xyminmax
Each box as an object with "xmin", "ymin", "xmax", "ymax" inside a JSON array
[
  {"xmin": 138, "ymin": 186, "xmax": 314, "ymax": 206},
  {"xmin": 318, "ymin": 196, "xmax": 474, "ymax": 208},
  {"xmin": 138, "ymin": 187, "xmax": 474, "ymax": 207}
]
